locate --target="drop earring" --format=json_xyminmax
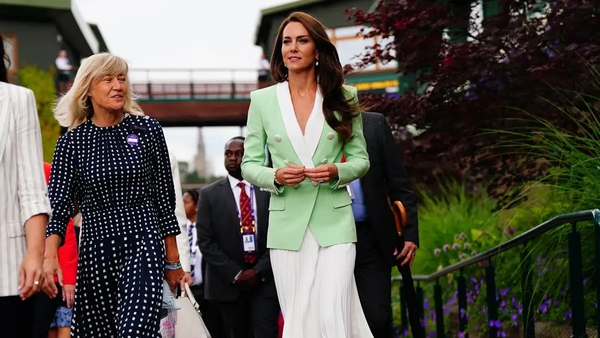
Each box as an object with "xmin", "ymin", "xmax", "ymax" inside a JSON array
[{"xmin": 316, "ymin": 59, "xmax": 319, "ymax": 66}]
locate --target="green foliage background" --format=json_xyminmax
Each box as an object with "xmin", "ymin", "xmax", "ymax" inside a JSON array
[{"xmin": 18, "ymin": 65, "xmax": 60, "ymax": 163}]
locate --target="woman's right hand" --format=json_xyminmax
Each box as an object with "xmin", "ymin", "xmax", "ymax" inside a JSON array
[{"xmin": 276, "ymin": 164, "xmax": 306, "ymax": 186}]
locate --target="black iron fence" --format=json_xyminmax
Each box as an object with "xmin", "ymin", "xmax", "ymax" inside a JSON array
[{"xmin": 392, "ymin": 210, "xmax": 600, "ymax": 337}]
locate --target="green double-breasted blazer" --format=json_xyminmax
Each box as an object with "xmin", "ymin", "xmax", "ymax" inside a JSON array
[{"xmin": 241, "ymin": 82, "xmax": 370, "ymax": 250}]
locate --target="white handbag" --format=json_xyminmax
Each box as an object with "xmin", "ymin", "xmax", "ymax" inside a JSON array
[{"xmin": 175, "ymin": 283, "xmax": 212, "ymax": 338}]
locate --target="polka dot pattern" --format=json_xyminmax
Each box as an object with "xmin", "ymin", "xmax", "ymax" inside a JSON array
[{"xmin": 47, "ymin": 114, "xmax": 181, "ymax": 337}]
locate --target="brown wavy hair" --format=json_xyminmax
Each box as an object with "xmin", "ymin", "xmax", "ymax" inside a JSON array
[
  {"xmin": 270, "ymin": 12, "xmax": 361, "ymax": 142},
  {"xmin": 0, "ymin": 34, "xmax": 8, "ymax": 83}
]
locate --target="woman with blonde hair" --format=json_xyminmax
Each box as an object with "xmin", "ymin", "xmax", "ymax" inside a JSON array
[
  {"xmin": 241, "ymin": 11, "xmax": 373, "ymax": 338},
  {"xmin": 43, "ymin": 53, "xmax": 184, "ymax": 337}
]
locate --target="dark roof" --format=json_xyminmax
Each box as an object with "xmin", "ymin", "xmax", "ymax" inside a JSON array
[
  {"xmin": 0, "ymin": 0, "xmax": 104, "ymax": 56},
  {"xmin": 254, "ymin": 0, "xmax": 331, "ymax": 46},
  {"xmin": 89, "ymin": 23, "xmax": 109, "ymax": 53}
]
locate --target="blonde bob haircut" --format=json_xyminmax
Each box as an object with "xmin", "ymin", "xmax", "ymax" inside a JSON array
[{"xmin": 54, "ymin": 53, "xmax": 144, "ymax": 130}]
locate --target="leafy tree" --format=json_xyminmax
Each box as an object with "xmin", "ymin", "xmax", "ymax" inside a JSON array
[
  {"xmin": 18, "ymin": 66, "xmax": 61, "ymax": 163},
  {"xmin": 346, "ymin": 0, "xmax": 600, "ymax": 202}
]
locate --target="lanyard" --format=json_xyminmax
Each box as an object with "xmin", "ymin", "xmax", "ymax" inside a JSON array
[
  {"xmin": 188, "ymin": 222, "xmax": 197, "ymax": 255},
  {"xmin": 236, "ymin": 184, "xmax": 256, "ymax": 233}
]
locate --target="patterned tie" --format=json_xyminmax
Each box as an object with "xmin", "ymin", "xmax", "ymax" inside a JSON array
[
  {"xmin": 188, "ymin": 223, "xmax": 195, "ymax": 281},
  {"xmin": 238, "ymin": 182, "xmax": 257, "ymax": 264}
]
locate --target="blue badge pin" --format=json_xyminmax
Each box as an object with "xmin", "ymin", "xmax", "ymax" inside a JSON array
[{"xmin": 126, "ymin": 134, "xmax": 139, "ymax": 146}]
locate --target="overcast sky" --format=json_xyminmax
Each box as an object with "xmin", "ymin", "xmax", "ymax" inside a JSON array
[{"xmin": 76, "ymin": 0, "xmax": 294, "ymax": 176}]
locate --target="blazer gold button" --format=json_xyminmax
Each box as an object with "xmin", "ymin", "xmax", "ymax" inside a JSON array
[
  {"xmin": 327, "ymin": 132, "xmax": 334, "ymax": 140},
  {"xmin": 274, "ymin": 135, "xmax": 282, "ymax": 142}
]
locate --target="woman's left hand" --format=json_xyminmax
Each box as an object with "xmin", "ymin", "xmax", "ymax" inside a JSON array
[
  {"xmin": 164, "ymin": 268, "xmax": 185, "ymax": 292},
  {"xmin": 62, "ymin": 284, "xmax": 75, "ymax": 308},
  {"xmin": 304, "ymin": 164, "xmax": 338, "ymax": 183}
]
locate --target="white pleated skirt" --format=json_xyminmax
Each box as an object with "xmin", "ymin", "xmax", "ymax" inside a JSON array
[{"xmin": 271, "ymin": 228, "xmax": 374, "ymax": 338}]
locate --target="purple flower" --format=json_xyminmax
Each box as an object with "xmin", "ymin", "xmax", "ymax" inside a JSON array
[
  {"xmin": 504, "ymin": 227, "xmax": 516, "ymax": 236},
  {"xmin": 471, "ymin": 250, "xmax": 478, "ymax": 256},
  {"xmin": 433, "ymin": 248, "xmax": 441, "ymax": 256},
  {"xmin": 458, "ymin": 232, "xmax": 467, "ymax": 240},
  {"xmin": 459, "ymin": 253, "xmax": 468, "ymax": 260},
  {"xmin": 452, "ymin": 243, "xmax": 460, "ymax": 250},
  {"xmin": 443, "ymin": 244, "xmax": 450, "ymax": 252},
  {"xmin": 463, "ymin": 242, "xmax": 470, "ymax": 249},
  {"xmin": 489, "ymin": 319, "xmax": 502, "ymax": 328}
]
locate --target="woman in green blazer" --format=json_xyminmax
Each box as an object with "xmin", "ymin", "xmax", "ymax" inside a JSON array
[{"xmin": 241, "ymin": 11, "xmax": 373, "ymax": 338}]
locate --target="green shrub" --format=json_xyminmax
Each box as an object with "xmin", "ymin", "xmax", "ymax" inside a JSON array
[
  {"xmin": 413, "ymin": 180, "xmax": 501, "ymax": 276},
  {"xmin": 18, "ymin": 65, "xmax": 60, "ymax": 163}
]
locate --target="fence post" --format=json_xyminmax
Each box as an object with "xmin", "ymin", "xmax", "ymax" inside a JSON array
[
  {"xmin": 568, "ymin": 222, "xmax": 588, "ymax": 338},
  {"xmin": 457, "ymin": 271, "xmax": 468, "ymax": 337},
  {"xmin": 521, "ymin": 245, "xmax": 535, "ymax": 338},
  {"xmin": 434, "ymin": 280, "xmax": 445, "ymax": 338},
  {"xmin": 486, "ymin": 260, "xmax": 499, "ymax": 338}
]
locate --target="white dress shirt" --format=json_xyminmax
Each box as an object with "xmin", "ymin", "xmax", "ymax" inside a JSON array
[
  {"xmin": 55, "ymin": 57, "xmax": 71, "ymax": 73},
  {"xmin": 228, "ymin": 175, "xmax": 258, "ymax": 228},
  {"xmin": 228, "ymin": 175, "xmax": 258, "ymax": 281}
]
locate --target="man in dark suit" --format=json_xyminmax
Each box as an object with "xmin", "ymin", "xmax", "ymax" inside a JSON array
[
  {"xmin": 196, "ymin": 136, "xmax": 280, "ymax": 338},
  {"xmin": 352, "ymin": 112, "xmax": 420, "ymax": 338}
]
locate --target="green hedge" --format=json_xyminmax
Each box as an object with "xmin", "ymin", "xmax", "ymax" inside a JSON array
[{"xmin": 18, "ymin": 65, "xmax": 60, "ymax": 163}]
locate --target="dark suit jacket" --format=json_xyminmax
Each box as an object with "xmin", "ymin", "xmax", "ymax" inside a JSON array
[
  {"xmin": 196, "ymin": 177, "xmax": 275, "ymax": 302},
  {"xmin": 361, "ymin": 112, "xmax": 419, "ymax": 266}
]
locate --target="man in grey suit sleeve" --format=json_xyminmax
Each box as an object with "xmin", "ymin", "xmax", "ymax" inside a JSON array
[
  {"xmin": 0, "ymin": 33, "xmax": 53, "ymax": 338},
  {"xmin": 353, "ymin": 112, "xmax": 419, "ymax": 338}
]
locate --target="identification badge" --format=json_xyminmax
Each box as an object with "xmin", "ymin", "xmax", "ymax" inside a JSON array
[
  {"xmin": 347, "ymin": 184, "xmax": 355, "ymax": 200},
  {"xmin": 242, "ymin": 234, "xmax": 257, "ymax": 253},
  {"xmin": 189, "ymin": 256, "xmax": 196, "ymax": 266},
  {"xmin": 126, "ymin": 134, "xmax": 139, "ymax": 146}
]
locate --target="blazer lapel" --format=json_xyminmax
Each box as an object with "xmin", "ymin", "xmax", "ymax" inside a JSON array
[
  {"xmin": 0, "ymin": 86, "xmax": 12, "ymax": 164},
  {"xmin": 311, "ymin": 114, "xmax": 343, "ymax": 166},
  {"xmin": 276, "ymin": 82, "xmax": 322, "ymax": 169}
]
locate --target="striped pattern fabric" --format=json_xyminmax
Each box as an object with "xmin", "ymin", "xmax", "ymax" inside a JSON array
[
  {"xmin": 237, "ymin": 182, "xmax": 257, "ymax": 264},
  {"xmin": 0, "ymin": 82, "xmax": 51, "ymax": 297},
  {"xmin": 270, "ymin": 229, "xmax": 373, "ymax": 338}
]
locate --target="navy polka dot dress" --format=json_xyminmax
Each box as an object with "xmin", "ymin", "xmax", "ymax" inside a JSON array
[{"xmin": 47, "ymin": 114, "xmax": 181, "ymax": 337}]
